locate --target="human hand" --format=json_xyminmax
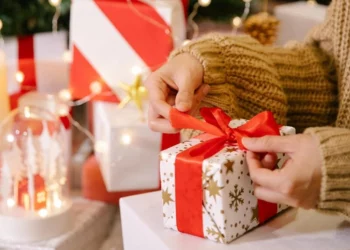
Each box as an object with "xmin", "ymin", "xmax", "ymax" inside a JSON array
[
  {"xmin": 145, "ymin": 53, "xmax": 210, "ymax": 133},
  {"xmin": 243, "ymin": 134, "xmax": 322, "ymax": 209}
]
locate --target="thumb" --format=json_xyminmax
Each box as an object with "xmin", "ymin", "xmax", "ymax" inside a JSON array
[
  {"xmin": 175, "ymin": 85, "xmax": 195, "ymax": 112},
  {"xmin": 242, "ymin": 136, "xmax": 294, "ymax": 153}
]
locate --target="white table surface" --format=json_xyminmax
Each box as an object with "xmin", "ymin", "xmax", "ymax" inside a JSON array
[{"xmin": 120, "ymin": 191, "xmax": 350, "ymax": 250}]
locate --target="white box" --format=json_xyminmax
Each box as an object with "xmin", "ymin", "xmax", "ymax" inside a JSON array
[
  {"xmin": 120, "ymin": 191, "xmax": 350, "ymax": 250},
  {"xmin": 274, "ymin": 2, "xmax": 327, "ymax": 45},
  {"xmin": 93, "ymin": 101, "xmax": 162, "ymax": 192},
  {"xmin": 0, "ymin": 197, "xmax": 117, "ymax": 250}
]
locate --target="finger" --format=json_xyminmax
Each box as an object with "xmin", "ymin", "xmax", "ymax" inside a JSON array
[
  {"xmin": 151, "ymin": 100, "xmax": 172, "ymax": 120},
  {"xmin": 242, "ymin": 135, "xmax": 298, "ymax": 153},
  {"xmin": 246, "ymin": 151, "xmax": 285, "ymax": 190},
  {"xmin": 261, "ymin": 153, "xmax": 277, "ymax": 170},
  {"xmin": 148, "ymin": 118, "xmax": 180, "ymax": 134},
  {"xmin": 175, "ymin": 83, "xmax": 196, "ymax": 112},
  {"xmin": 189, "ymin": 84, "xmax": 210, "ymax": 116},
  {"xmin": 254, "ymin": 186, "xmax": 293, "ymax": 206},
  {"xmin": 166, "ymin": 94, "xmax": 176, "ymax": 107}
]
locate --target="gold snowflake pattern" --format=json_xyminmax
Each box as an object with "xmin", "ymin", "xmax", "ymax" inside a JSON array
[
  {"xmin": 229, "ymin": 184, "xmax": 244, "ymax": 212},
  {"xmin": 206, "ymin": 227, "xmax": 225, "ymax": 243},
  {"xmin": 162, "ymin": 188, "xmax": 174, "ymax": 205},
  {"xmin": 250, "ymin": 204, "xmax": 259, "ymax": 223}
]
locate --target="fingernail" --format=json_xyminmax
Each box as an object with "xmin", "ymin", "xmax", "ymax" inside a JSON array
[
  {"xmin": 177, "ymin": 101, "xmax": 191, "ymax": 111},
  {"xmin": 242, "ymin": 137, "xmax": 252, "ymax": 146},
  {"xmin": 203, "ymin": 85, "xmax": 210, "ymax": 95}
]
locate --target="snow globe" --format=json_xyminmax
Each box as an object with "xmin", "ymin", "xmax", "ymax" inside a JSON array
[{"xmin": 0, "ymin": 104, "xmax": 72, "ymax": 242}]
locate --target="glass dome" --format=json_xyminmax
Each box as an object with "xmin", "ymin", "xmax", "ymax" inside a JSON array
[{"xmin": 0, "ymin": 105, "xmax": 72, "ymax": 242}]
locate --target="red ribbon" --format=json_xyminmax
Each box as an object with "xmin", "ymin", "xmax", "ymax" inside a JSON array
[{"xmin": 170, "ymin": 107, "xmax": 280, "ymax": 237}]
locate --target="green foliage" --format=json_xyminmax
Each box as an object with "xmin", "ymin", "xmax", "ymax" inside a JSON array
[
  {"xmin": 0, "ymin": 0, "xmax": 70, "ymax": 37},
  {"xmin": 189, "ymin": 0, "xmax": 245, "ymax": 22}
]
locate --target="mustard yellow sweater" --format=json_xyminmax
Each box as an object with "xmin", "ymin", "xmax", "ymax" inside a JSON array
[{"xmin": 172, "ymin": 0, "xmax": 350, "ymax": 217}]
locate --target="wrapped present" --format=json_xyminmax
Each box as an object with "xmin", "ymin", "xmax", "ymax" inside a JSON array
[
  {"xmin": 93, "ymin": 101, "xmax": 180, "ymax": 192},
  {"xmin": 274, "ymin": 2, "xmax": 327, "ymax": 45},
  {"xmin": 69, "ymin": 0, "xmax": 186, "ymax": 102},
  {"xmin": 3, "ymin": 31, "xmax": 69, "ymax": 109},
  {"xmin": 0, "ymin": 197, "xmax": 116, "ymax": 250},
  {"xmin": 82, "ymin": 155, "xmax": 159, "ymax": 204},
  {"xmin": 160, "ymin": 108, "xmax": 296, "ymax": 243}
]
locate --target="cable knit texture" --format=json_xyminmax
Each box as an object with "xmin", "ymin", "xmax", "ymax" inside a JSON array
[{"xmin": 171, "ymin": 0, "xmax": 350, "ymax": 217}]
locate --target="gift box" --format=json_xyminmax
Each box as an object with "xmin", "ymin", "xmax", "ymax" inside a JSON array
[
  {"xmin": 0, "ymin": 197, "xmax": 116, "ymax": 250},
  {"xmin": 160, "ymin": 108, "xmax": 296, "ymax": 243},
  {"xmin": 93, "ymin": 101, "xmax": 180, "ymax": 192},
  {"xmin": 82, "ymin": 155, "xmax": 159, "ymax": 204},
  {"xmin": 69, "ymin": 0, "xmax": 186, "ymax": 102},
  {"xmin": 3, "ymin": 31, "xmax": 69, "ymax": 109},
  {"xmin": 274, "ymin": 2, "xmax": 327, "ymax": 45}
]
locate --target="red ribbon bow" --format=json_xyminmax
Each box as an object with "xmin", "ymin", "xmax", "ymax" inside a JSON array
[{"xmin": 169, "ymin": 107, "xmax": 280, "ymax": 238}]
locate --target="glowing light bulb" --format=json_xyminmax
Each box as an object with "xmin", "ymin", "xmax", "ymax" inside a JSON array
[
  {"xmin": 90, "ymin": 81, "xmax": 102, "ymax": 94},
  {"xmin": 49, "ymin": 0, "xmax": 62, "ymax": 7},
  {"xmin": 94, "ymin": 141, "xmax": 107, "ymax": 153},
  {"xmin": 232, "ymin": 17, "xmax": 242, "ymax": 28},
  {"xmin": 182, "ymin": 39, "xmax": 191, "ymax": 46},
  {"xmin": 198, "ymin": 0, "xmax": 211, "ymax": 7},
  {"xmin": 58, "ymin": 89, "xmax": 72, "ymax": 102},
  {"xmin": 0, "ymin": 19, "xmax": 3, "ymax": 31},
  {"xmin": 6, "ymin": 134, "xmax": 14, "ymax": 143},
  {"xmin": 38, "ymin": 209, "xmax": 48, "ymax": 218},
  {"xmin": 24, "ymin": 106, "xmax": 31, "ymax": 118},
  {"xmin": 15, "ymin": 71, "xmax": 25, "ymax": 84},
  {"xmin": 62, "ymin": 50, "xmax": 72, "ymax": 62},
  {"xmin": 131, "ymin": 66, "xmax": 143, "ymax": 76},
  {"xmin": 7, "ymin": 198, "xmax": 15, "ymax": 208},
  {"xmin": 121, "ymin": 133, "xmax": 132, "ymax": 145}
]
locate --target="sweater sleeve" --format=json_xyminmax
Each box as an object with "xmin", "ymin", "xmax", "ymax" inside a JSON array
[
  {"xmin": 305, "ymin": 127, "xmax": 350, "ymax": 218},
  {"xmin": 171, "ymin": 34, "xmax": 338, "ymax": 133}
]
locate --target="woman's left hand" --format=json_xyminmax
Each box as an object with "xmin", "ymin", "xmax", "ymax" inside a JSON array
[{"xmin": 243, "ymin": 134, "xmax": 322, "ymax": 209}]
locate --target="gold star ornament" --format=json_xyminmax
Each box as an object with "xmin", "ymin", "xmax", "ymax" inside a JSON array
[
  {"xmin": 162, "ymin": 188, "xmax": 174, "ymax": 205},
  {"xmin": 117, "ymin": 74, "xmax": 147, "ymax": 113}
]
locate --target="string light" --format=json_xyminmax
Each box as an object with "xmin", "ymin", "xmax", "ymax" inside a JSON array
[
  {"xmin": 49, "ymin": 0, "xmax": 62, "ymax": 33},
  {"xmin": 94, "ymin": 140, "xmax": 107, "ymax": 153},
  {"xmin": 38, "ymin": 208, "xmax": 48, "ymax": 218},
  {"xmin": 6, "ymin": 134, "xmax": 14, "ymax": 143},
  {"xmin": 6, "ymin": 198, "xmax": 15, "ymax": 208},
  {"xmin": 232, "ymin": 0, "xmax": 252, "ymax": 34},
  {"xmin": 15, "ymin": 71, "xmax": 25, "ymax": 84},
  {"xmin": 89, "ymin": 81, "xmax": 102, "ymax": 94},
  {"xmin": 0, "ymin": 19, "xmax": 3, "ymax": 31},
  {"xmin": 198, "ymin": 0, "xmax": 211, "ymax": 7},
  {"xmin": 58, "ymin": 89, "xmax": 72, "ymax": 102},
  {"xmin": 120, "ymin": 133, "xmax": 132, "ymax": 145},
  {"xmin": 232, "ymin": 17, "xmax": 242, "ymax": 28},
  {"xmin": 131, "ymin": 65, "xmax": 143, "ymax": 76},
  {"xmin": 62, "ymin": 50, "xmax": 72, "ymax": 63}
]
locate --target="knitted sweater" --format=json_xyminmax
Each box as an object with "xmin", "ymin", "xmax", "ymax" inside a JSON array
[{"xmin": 172, "ymin": 0, "xmax": 350, "ymax": 217}]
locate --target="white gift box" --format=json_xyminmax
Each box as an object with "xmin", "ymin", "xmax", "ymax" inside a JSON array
[
  {"xmin": 3, "ymin": 31, "xmax": 68, "ymax": 61},
  {"xmin": 93, "ymin": 101, "xmax": 162, "ymax": 192},
  {"xmin": 274, "ymin": 2, "xmax": 327, "ymax": 45},
  {"xmin": 69, "ymin": 0, "xmax": 186, "ymax": 101},
  {"xmin": 0, "ymin": 197, "xmax": 116, "ymax": 250},
  {"xmin": 120, "ymin": 191, "xmax": 350, "ymax": 250}
]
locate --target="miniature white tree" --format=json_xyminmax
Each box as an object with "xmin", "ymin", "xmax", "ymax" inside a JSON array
[
  {"xmin": 1, "ymin": 153, "xmax": 12, "ymax": 202},
  {"xmin": 39, "ymin": 121, "xmax": 52, "ymax": 182},
  {"xmin": 26, "ymin": 129, "xmax": 37, "ymax": 211}
]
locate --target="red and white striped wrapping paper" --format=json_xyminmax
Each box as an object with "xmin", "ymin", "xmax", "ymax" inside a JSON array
[{"xmin": 69, "ymin": 0, "xmax": 187, "ymax": 102}]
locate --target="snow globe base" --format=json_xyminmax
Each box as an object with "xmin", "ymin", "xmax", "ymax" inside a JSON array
[{"xmin": 0, "ymin": 202, "xmax": 73, "ymax": 243}]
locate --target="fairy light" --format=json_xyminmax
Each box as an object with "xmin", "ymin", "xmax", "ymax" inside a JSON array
[
  {"xmin": 232, "ymin": 17, "xmax": 242, "ymax": 28},
  {"xmin": 58, "ymin": 89, "xmax": 72, "ymax": 102},
  {"xmin": 58, "ymin": 107, "xmax": 69, "ymax": 117},
  {"xmin": 89, "ymin": 81, "xmax": 102, "ymax": 94},
  {"xmin": 94, "ymin": 140, "xmax": 107, "ymax": 153},
  {"xmin": 6, "ymin": 134, "xmax": 14, "ymax": 143},
  {"xmin": 53, "ymin": 192, "xmax": 62, "ymax": 209},
  {"xmin": 0, "ymin": 19, "xmax": 3, "ymax": 31},
  {"xmin": 120, "ymin": 132, "xmax": 132, "ymax": 145},
  {"xmin": 198, "ymin": 0, "xmax": 211, "ymax": 7},
  {"xmin": 38, "ymin": 208, "xmax": 48, "ymax": 218},
  {"xmin": 6, "ymin": 198, "xmax": 15, "ymax": 208},
  {"xmin": 24, "ymin": 106, "xmax": 31, "ymax": 118},
  {"xmin": 15, "ymin": 71, "xmax": 25, "ymax": 84},
  {"xmin": 49, "ymin": 0, "xmax": 62, "ymax": 33},
  {"xmin": 62, "ymin": 50, "xmax": 72, "ymax": 63},
  {"xmin": 131, "ymin": 66, "xmax": 143, "ymax": 76}
]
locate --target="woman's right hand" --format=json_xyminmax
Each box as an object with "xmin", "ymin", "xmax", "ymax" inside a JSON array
[{"xmin": 145, "ymin": 53, "xmax": 210, "ymax": 133}]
